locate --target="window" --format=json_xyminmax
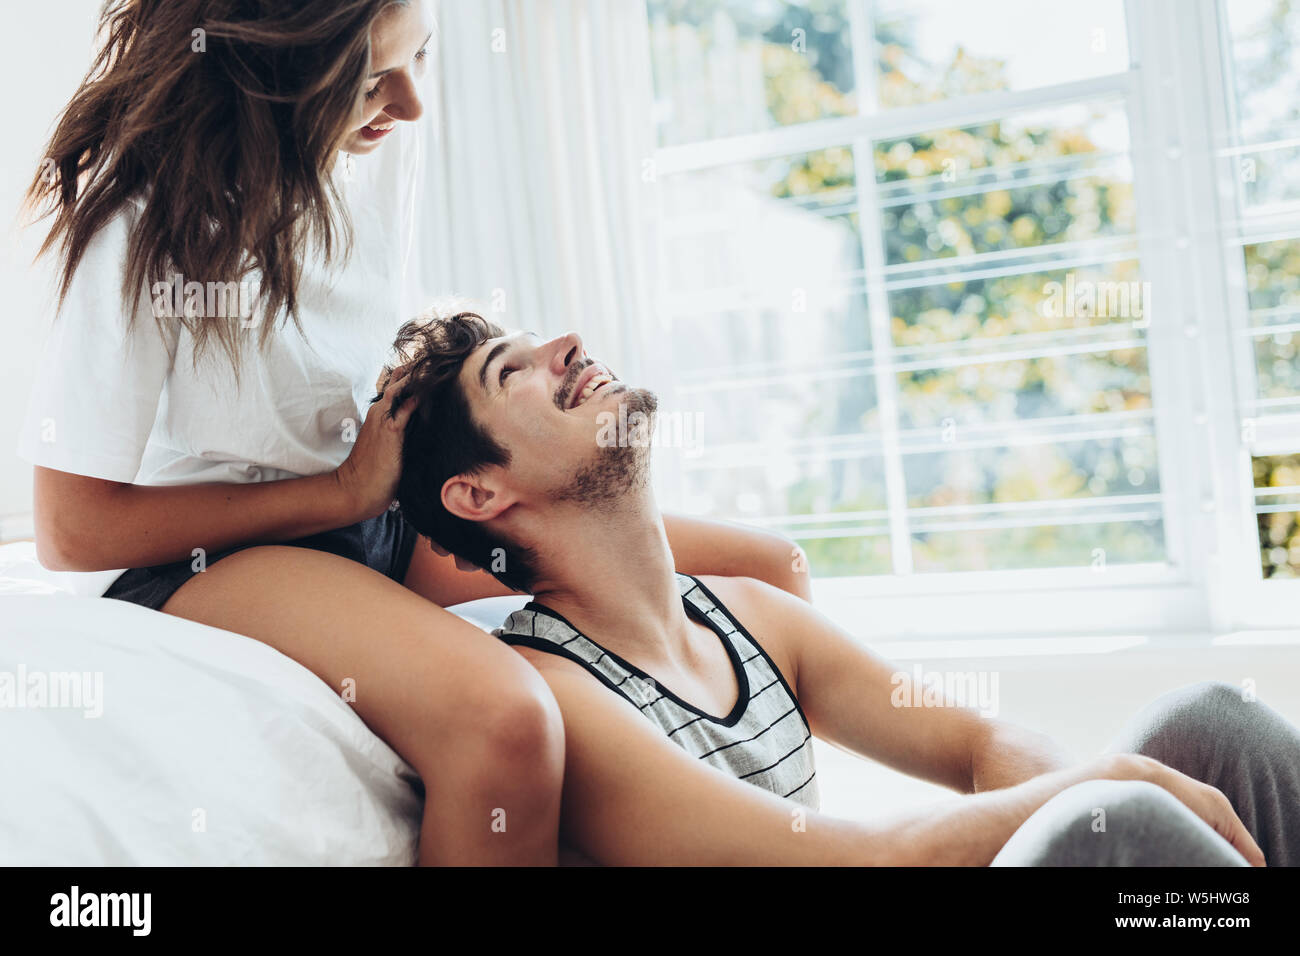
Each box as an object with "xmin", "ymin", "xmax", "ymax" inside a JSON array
[
  {"xmin": 643, "ymin": 0, "xmax": 1300, "ymax": 637},
  {"xmin": 1221, "ymin": 1, "xmax": 1300, "ymax": 584}
]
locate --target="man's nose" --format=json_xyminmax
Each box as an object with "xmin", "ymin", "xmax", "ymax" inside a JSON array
[{"xmin": 550, "ymin": 332, "xmax": 585, "ymax": 376}]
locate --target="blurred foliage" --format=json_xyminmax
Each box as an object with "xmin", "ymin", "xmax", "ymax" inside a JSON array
[
  {"xmin": 1244, "ymin": 238, "xmax": 1300, "ymax": 580},
  {"xmin": 873, "ymin": 6, "xmax": 1033, "ymax": 110},
  {"xmin": 874, "ymin": 130, "xmax": 1134, "ymax": 265},
  {"xmin": 1254, "ymin": 454, "xmax": 1300, "ymax": 579},
  {"xmin": 1244, "ymin": 238, "xmax": 1300, "ymax": 401},
  {"xmin": 1229, "ymin": 0, "xmax": 1300, "ymax": 134},
  {"xmin": 1227, "ymin": 0, "xmax": 1300, "ymax": 206},
  {"xmin": 647, "ymin": 0, "xmax": 857, "ymax": 145}
]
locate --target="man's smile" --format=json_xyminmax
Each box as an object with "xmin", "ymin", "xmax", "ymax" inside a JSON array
[{"xmin": 560, "ymin": 361, "xmax": 618, "ymax": 410}]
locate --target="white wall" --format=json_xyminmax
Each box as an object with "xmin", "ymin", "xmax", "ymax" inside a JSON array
[{"xmin": 0, "ymin": 3, "xmax": 99, "ymax": 537}]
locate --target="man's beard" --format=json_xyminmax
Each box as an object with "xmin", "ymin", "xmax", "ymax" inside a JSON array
[{"xmin": 552, "ymin": 386, "xmax": 658, "ymax": 508}]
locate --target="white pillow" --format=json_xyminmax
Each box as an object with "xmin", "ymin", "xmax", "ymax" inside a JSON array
[{"xmin": 0, "ymin": 593, "xmax": 422, "ymax": 865}]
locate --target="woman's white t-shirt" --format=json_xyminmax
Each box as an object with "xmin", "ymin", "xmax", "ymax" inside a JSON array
[{"xmin": 16, "ymin": 124, "xmax": 428, "ymax": 593}]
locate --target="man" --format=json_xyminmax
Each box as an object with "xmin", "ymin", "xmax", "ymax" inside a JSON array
[{"xmin": 386, "ymin": 309, "xmax": 1298, "ymax": 866}]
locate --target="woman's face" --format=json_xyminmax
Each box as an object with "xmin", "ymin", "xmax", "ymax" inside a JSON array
[{"xmin": 340, "ymin": 1, "xmax": 434, "ymax": 155}]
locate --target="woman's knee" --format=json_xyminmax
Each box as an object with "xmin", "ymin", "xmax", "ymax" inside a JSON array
[
  {"xmin": 416, "ymin": 657, "xmax": 565, "ymax": 789},
  {"xmin": 476, "ymin": 670, "xmax": 566, "ymax": 772}
]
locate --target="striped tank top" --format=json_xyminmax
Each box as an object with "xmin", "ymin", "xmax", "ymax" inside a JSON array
[{"xmin": 493, "ymin": 573, "xmax": 819, "ymax": 809}]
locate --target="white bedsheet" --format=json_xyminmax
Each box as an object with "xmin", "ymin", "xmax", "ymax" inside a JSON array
[{"xmin": 0, "ymin": 542, "xmax": 528, "ymax": 865}]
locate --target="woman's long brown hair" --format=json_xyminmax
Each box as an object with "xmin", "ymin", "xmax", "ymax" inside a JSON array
[{"xmin": 26, "ymin": 0, "xmax": 402, "ymax": 369}]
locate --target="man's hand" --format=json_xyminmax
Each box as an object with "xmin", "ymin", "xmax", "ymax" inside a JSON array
[{"xmin": 1110, "ymin": 753, "xmax": 1266, "ymax": 866}]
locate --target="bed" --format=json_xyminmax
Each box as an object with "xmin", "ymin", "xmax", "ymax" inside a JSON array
[{"xmin": 0, "ymin": 541, "xmax": 528, "ymax": 865}]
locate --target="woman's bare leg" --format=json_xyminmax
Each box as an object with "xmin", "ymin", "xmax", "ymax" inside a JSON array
[{"xmin": 162, "ymin": 545, "xmax": 564, "ymax": 865}]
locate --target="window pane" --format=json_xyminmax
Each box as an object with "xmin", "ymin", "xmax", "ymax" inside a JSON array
[
  {"xmin": 888, "ymin": 260, "xmax": 1154, "ymax": 435},
  {"xmin": 896, "ymin": 347, "xmax": 1153, "ymax": 431},
  {"xmin": 1252, "ymin": 334, "xmax": 1300, "ymax": 401},
  {"xmin": 661, "ymin": 148, "xmax": 889, "ymax": 575},
  {"xmin": 874, "ymin": 101, "xmax": 1135, "ymax": 266},
  {"xmin": 1223, "ymin": 0, "xmax": 1300, "ymax": 209},
  {"xmin": 874, "ymin": 0, "xmax": 1129, "ymax": 110},
  {"xmin": 906, "ymin": 434, "xmax": 1165, "ymax": 573},
  {"xmin": 683, "ymin": 457, "xmax": 893, "ymax": 577},
  {"xmin": 873, "ymin": 98, "xmax": 1159, "ymax": 572},
  {"xmin": 661, "ymin": 147, "xmax": 862, "ymax": 317},
  {"xmin": 1254, "ymin": 453, "xmax": 1300, "ymax": 578},
  {"xmin": 1243, "ymin": 237, "xmax": 1300, "ymax": 404},
  {"xmin": 678, "ymin": 353, "xmax": 876, "ymax": 446},
  {"xmin": 889, "ymin": 259, "xmax": 1148, "ymax": 342},
  {"xmin": 912, "ymin": 517, "xmax": 1165, "ymax": 572},
  {"xmin": 904, "ymin": 435, "xmax": 1162, "ymax": 510},
  {"xmin": 647, "ymin": 0, "xmax": 857, "ymax": 147}
]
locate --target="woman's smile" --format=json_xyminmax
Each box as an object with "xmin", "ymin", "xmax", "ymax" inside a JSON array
[{"xmin": 359, "ymin": 121, "xmax": 396, "ymax": 142}]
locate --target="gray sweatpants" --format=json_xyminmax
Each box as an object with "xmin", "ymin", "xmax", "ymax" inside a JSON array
[{"xmin": 991, "ymin": 681, "xmax": 1299, "ymax": 866}]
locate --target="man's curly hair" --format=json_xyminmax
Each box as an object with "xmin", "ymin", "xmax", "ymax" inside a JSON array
[{"xmin": 378, "ymin": 309, "xmax": 538, "ymax": 593}]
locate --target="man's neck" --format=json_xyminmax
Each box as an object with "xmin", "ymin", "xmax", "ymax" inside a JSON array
[{"xmin": 526, "ymin": 488, "xmax": 691, "ymax": 661}]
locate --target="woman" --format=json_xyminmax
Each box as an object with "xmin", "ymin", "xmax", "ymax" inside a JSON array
[{"xmin": 18, "ymin": 0, "xmax": 809, "ymax": 865}]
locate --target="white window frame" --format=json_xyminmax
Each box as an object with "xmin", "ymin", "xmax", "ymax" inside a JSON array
[
  {"xmin": 1194, "ymin": 0, "xmax": 1300, "ymax": 632},
  {"xmin": 647, "ymin": 0, "xmax": 1300, "ymax": 640}
]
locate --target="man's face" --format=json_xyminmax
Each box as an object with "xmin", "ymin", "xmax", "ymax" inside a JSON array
[{"xmin": 458, "ymin": 330, "xmax": 657, "ymax": 507}]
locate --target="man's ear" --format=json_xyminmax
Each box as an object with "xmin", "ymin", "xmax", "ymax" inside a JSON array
[{"xmin": 441, "ymin": 470, "xmax": 516, "ymax": 522}]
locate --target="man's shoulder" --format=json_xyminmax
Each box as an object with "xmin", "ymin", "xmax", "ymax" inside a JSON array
[
  {"xmin": 690, "ymin": 574, "xmax": 809, "ymax": 677},
  {"xmin": 500, "ymin": 633, "xmax": 623, "ymax": 694},
  {"xmin": 504, "ymin": 641, "xmax": 650, "ymax": 726},
  {"xmin": 691, "ymin": 573, "xmax": 782, "ymax": 617}
]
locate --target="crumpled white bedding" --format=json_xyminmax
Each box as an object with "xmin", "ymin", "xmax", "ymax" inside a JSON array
[{"xmin": 0, "ymin": 541, "xmax": 527, "ymax": 865}]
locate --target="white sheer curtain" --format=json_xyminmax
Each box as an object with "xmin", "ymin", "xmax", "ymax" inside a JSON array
[{"xmin": 415, "ymin": 0, "xmax": 665, "ymax": 384}]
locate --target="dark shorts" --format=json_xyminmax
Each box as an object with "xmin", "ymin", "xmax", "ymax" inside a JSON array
[{"xmin": 102, "ymin": 506, "xmax": 422, "ymax": 612}]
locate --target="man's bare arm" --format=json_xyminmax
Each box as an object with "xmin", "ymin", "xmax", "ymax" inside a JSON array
[
  {"xmin": 515, "ymin": 649, "xmax": 1254, "ymax": 865},
  {"xmin": 663, "ymin": 514, "xmax": 811, "ymax": 602},
  {"xmin": 969, "ymin": 720, "xmax": 1077, "ymax": 792},
  {"xmin": 750, "ymin": 570, "xmax": 1078, "ymax": 790},
  {"xmin": 705, "ymin": 575, "xmax": 993, "ymax": 792},
  {"xmin": 701, "ymin": 578, "xmax": 1155, "ymax": 801},
  {"xmin": 404, "ymin": 513, "xmax": 812, "ymax": 607}
]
